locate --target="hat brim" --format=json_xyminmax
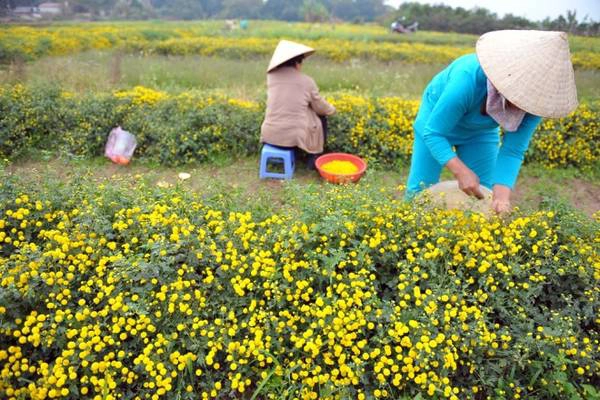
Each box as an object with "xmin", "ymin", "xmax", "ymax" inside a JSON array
[
  {"xmin": 476, "ymin": 30, "xmax": 578, "ymax": 118},
  {"xmin": 267, "ymin": 40, "xmax": 315, "ymax": 72}
]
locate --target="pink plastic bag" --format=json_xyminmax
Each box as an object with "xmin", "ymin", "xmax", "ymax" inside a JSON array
[{"xmin": 105, "ymin": 126, "xmax": 137, "ymax": 165}]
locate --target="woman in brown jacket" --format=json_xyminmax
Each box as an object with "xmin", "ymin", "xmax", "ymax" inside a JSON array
[{"xmin": 260, "ymin": 40, "xmax": 336, "ymax": 168}]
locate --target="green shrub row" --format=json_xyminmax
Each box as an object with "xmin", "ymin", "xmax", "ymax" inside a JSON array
[{"xmin": 0, "ymin": 85, "xmax": 598, "ymax": 169}]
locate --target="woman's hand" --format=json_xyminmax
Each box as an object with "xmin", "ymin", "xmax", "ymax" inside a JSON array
[
  {"xmin": 446, "ymin": 157, "xmax": 484, "ymax": 199},
  {"xmin": 492, "ymin": 184, "xmax": 512, "ymax": 214}
]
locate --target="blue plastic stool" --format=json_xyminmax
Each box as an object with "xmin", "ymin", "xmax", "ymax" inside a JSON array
[{"xmin": 259, "ymin": 144, "xmax": 295, "ymax": 180}]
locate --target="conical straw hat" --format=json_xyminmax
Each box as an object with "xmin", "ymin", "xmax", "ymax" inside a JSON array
[
  {"xmin": 476, "ymin": 30, "xmax": 578, "ymax": 118},
  {"xmin": 267, "ymin": 40, "xmax": 315, "ymax": 72}
]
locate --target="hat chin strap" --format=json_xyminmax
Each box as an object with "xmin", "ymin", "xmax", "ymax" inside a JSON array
[{"xmin": 486, "ymin": 80, "xmax": 526, "ymax": 132}]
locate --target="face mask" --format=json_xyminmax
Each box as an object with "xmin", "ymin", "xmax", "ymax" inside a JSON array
[{"xmin": 486, "ymin": 80, "xmax": 526, "ymax": 132}]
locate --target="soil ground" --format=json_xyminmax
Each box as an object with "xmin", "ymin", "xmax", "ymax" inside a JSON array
[{"xmin": 6, "ymin": 157, "xmax": 599, "ymax": 218}]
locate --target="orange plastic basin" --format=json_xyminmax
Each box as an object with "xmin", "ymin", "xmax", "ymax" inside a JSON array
[{"xmin": 315, "ymin": 153, "xmax": 367, "ymax": 184}]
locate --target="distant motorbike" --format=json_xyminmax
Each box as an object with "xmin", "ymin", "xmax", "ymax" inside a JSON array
[{"xmin": 390, "ymin": 20, "xmax": 418, "ymax": 34}]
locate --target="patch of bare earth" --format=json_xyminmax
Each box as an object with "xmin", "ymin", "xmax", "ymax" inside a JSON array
[
  {"xmin": 6, "ymin": 158, "xmax": 599, "ymax": 217},
  {"xmin": 513, "ymin": 176, "xmax": 599, "ymax": 217}
]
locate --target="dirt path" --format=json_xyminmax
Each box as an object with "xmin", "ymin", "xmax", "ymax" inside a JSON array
[
  {"xmin": 5, "ymin": 157, "xmax": 600, "ymax": 217},
  {"xmin": 513, "ymin": 175, "xmax": 600, "ymax": 217}
]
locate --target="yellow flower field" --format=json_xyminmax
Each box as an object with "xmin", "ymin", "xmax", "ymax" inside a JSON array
[
  {"xmin": 0, "ymin": 175, "xmax": 598, "ymax": 400},
  {"xmin": 0, "ymin": 19, "xmax": 599, "ymax": 399},
  {"xmin": 1, "ymin": 21, "xmax": 599, "ymax": 69}
]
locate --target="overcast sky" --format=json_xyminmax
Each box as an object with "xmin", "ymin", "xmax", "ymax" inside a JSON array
[{"xmin": 384, "ymin": 0, "xmax": 600, "ymax": 22}]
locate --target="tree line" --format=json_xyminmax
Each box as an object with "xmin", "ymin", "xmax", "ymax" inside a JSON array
[
  {"xmin": 391, "ymin": 3, "xmax": 599, "ymax": 36},
  {"xmin": 1, "ymin": 0, "xmax": 598, "ymax": 36}
]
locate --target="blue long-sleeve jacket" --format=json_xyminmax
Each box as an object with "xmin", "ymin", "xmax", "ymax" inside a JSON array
[{"xmin": 413, "ymin": 53, "xmax": 542, "ymax": 189}]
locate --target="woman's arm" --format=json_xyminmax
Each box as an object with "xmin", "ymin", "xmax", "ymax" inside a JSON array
[
  {"xmin": 422, "ymin": 71, "xmax": 484, "ymax": 197},
  {"xmin": 492, "ymin": 114, "xmax": 542, "ymax": 188},
  {"xmin": 446, "ymin": 157, "xmax": 485, "ymax": 199},
  {"xmin": 491, "ymin": 114, "xmax": 542, "ymax": 212},
  {"xmin": 308, "ymin": 79, "xmax": 336, "ymax": 116},
  {"xmin": 421, "ymin": 71, "xmax": 474, "ymax": 166}
]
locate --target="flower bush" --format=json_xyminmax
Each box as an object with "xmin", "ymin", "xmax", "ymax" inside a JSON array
[
  {"xmin": 1, "ymin": 85, "xmax": 598, "ymax": 169},
  {"xmin": 529, "ymin": 102, "xmax": 600, "ymax": 168},
  {"xmin": 0, "ymin": 172, "xmax": 598, "ymax": 400},
  {"xmin": 126, "ymin": 36, "xmax": 476, "ymax": 65},
  {"xmin": 0, "ymin": 85, "xmax": 264, "ymax": 165},
  {"xmin": 1, "ymin": 22, "xmax": 599, "ymax": 69}
]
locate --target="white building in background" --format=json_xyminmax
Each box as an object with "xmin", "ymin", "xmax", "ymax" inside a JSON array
[
  {"xmin": 11, "ymin": 6, "xmax": 42, "ymax": 19},
  {"xmin": 13, "ymin": 6, "xmax": 38, "ymax": 14},
  {"xmin": 38, "ymin": 2, "xmax": 64, "ymax": 15}
]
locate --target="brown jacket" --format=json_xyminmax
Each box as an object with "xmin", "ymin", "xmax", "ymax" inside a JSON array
[{"xmin": 260, "ymin": 66, "xmax": 336, "ymax": 154}]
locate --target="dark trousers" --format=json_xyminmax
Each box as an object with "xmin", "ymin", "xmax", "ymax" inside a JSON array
[
  {"xmin": 320, "ymin": 115, "xmax": 328, "ymax": 146},
  {"xmin": 306, "ymin": 115, "xmax": 328, "ymax": 169}
]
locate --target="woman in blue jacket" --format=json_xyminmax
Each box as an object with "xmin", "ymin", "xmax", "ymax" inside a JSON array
[{"xmin": 406, "ymin": 30, "xmax": 578, "ymax": 213}]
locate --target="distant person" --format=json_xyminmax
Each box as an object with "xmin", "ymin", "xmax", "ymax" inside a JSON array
[
  {"xmin": 406, "ymin": 30, "xmax": 578, "ymax": 213},
  {"xmin": 224, "ymin": 19, "xmax": 236, "ymax": 30},
  {"xmin": 260, "ymin": 40, "xmax": 336, "ymax": 169}
]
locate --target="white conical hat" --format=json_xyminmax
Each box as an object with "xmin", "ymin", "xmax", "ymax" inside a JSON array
[
  {"xmin": 267, "ymin": 40, "xmax": 315, "ymax": 72},
  {"xmin": 476, "ymin": 30, "xmax": 578, "ymax": 118}
]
